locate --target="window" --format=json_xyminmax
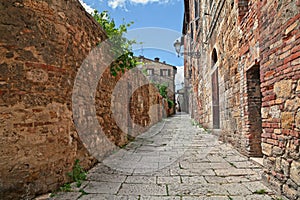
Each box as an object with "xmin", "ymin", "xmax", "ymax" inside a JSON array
[
  {"xmin": 238, "ymin": 0, "xmax": 249, "ymax": 20},
  {"xmin": 209, "ymin": 0, "xmax": 213, "ymax": 9},
  {"xmin": 188, "ymin": 69, "xmax": 192, "ymax": 79},
  {"xmin": 190, "ymin": 23, "xmax": 194, "ymax": 41},
  {"xmin": 194, "ymin": 0, "xmax": 199, "ymax": 18},
  {"xmin": 212, "ymin": 48, "xmax": 218, "ymax": 67},
  {"xmin": 195, "ymin": 18, "xmax": 199, "ymax": 33},
  {"xmin": 147, "ymin": 68, "xmax": 154, "ymax": 76},
  {"xmin": 160, "ymin": 69, "xmax": 171, "ymax": 76}
]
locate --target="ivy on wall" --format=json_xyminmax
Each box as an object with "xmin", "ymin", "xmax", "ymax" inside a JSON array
[
  {"xmin": 155, "ymin": 83, "xmax": 174, "ymax": 109},
  {"xmin": 93, "ymin": 10, "xmax": 138, "ymax": 76}
]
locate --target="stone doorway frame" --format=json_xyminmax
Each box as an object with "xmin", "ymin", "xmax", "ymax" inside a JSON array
[{"xmin": 245, "ymin": 64, "xmax": 263, "ymax": 157}]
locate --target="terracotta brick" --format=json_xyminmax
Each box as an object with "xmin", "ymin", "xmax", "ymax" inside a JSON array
[
  {"xmin": 284, "ymin": 51, "xmax": 300, "ymax": 64},
  {"xmin": 282, "ymin": 129, "xmax": 291, "ymax": 135},
  {"xmin": 271, "ymin": 133, "xmax": 278, "ymax": 139},
  {"xmin": 264, "ymin": 70, "xmax": 275, "ymax": 79},
  {"xmin": 262, "ymin": 132, "xmax": 271, "ymax": 138},
  {"xmin": 240, "ymin": 44, "xmax": 250, "ymax": 55},
  {"xmin": 290, "ymin": 131, "xmax": 299, "ymax": 138},
  {"xmin": 267, "ymin": 139, "xmax": 279, "ymax": 146},
  {"xmin": 291, "ymin": 44, "xmax": 300, "ymax": 54}
]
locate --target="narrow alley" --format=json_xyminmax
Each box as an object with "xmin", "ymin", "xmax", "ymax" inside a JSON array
[
  {"xmin": 1, "ymin": 1, "xmax": 299, "ymax": 199},
  {"xmin": 49, "ymin": 114, "xmax": 283, "ymax": 200}
]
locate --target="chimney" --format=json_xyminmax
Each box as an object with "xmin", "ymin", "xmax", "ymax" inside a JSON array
[
  {"xmin": 154, "ymin": 57, "xmax": 160, "ymax": 62},
  {"xmin": 163, "ymin": 61, "xmax": 166, "ymax": 64}
]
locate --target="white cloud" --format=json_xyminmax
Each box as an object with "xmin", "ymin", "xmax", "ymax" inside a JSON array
[
  {"xmin": 79, "ymin": 0, "xmax": 95, "ymax": 14},
  {"xmin": 130, "ymin": 0, "xmax": 159, "ymax": 4},
  {"xmin": 108, "ymin": 0, "xmax": 126, "ymax": 9},
  {"xmin": 108, "ymin": 0, "xmax": 172, "ymax": 9}
]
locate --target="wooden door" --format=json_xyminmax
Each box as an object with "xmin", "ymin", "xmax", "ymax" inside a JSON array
[{"xmin": 212, "ymin": 69, "xmax": 220, "ymax": 129}]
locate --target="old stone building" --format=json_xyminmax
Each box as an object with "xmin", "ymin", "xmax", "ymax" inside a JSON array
[
  {"xmin": 183, "ymin": 0, "xmax": 300, "ymax": 199},
  {"xmin": 138, "ymin": 56, "xmax": 177, "ymax": 115},
  {"xmin": 0, "ymin": 0, "xmax": 165, "ymax": 199}
]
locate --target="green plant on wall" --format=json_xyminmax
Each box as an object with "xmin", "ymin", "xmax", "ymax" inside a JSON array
[
  {"xmin": 167, "ymin": 98, "xmax": 174, "ymax": 109},
  {"xmin": 67, "ymin": 159, "xmax": 87, "ymax": 187},
  {"xmin": 156, "ymin": 83, "xmax": 168, "ymax": 98},
  {"xmin": 51, "ymin": 159, "xmax": 88, "ymax": 197},
  {"xmin": 155, "ymin": 83, "xmax": 174, "ymax": 109},
  {"xmin": 93, "ymin": 10, "xmax": 138, "ymax": 76}
]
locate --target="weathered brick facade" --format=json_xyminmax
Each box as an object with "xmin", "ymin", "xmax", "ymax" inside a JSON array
[
  {"xmin": 258, "ymin": 1, "xmax": 300, "ymax": 198},
  {"xmin": 0, "ymin": 0, "xmax": 165, "ymax": 199},
  {"xmin": 183, "ymin": 0, "xmax": 300, "ymax": 198}
]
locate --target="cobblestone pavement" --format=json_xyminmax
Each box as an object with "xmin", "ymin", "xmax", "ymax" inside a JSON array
[{"xmin": 50, "ymin": 113, "xmax": 285, "ymax": 200}]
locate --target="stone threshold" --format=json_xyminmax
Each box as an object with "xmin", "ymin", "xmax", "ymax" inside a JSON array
[{"xmin": 250, "ymin": 157, "xmax": 264, "ymax": 166}]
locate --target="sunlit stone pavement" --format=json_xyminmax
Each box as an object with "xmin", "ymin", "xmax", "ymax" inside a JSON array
[{"xmin": 49, "ymin": 113, "xmax": 285, "ymax": 200}]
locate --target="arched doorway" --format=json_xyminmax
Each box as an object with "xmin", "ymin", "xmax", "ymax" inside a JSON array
[{"xmin": 211, "ymin": 48, "xmax": 220, "ymax": 129}]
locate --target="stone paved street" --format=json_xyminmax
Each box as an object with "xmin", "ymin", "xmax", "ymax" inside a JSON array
[{"xmin": 50, "ymin": 114, "xmax": 285, "ymax": 200}]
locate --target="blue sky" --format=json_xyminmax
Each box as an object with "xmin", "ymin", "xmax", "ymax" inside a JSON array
[{"xmin": 79, "ymin": 0, "xmax": 184, "ymax": 67}]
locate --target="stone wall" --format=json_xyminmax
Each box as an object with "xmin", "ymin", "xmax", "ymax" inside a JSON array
[
  {"xmin": 0, "ymin": 1, "xmax": 103, "ymax": 198},
  {"xmin": 184, "ymin": 0, "xmax": 242, "ymax": 146},
  {"xmin": 257, "ymin": 0, "xmax": 300, "ymax": 198},
  {"xmin": 239, "ymin": 0, "xmax": 300, "ymax": 198},
  {"xmin": 0, "ymin": 0, "xmax": 165, "ymax": 199},
  {"xmin": 238, "ymin": 0, "xmax": 262, "ymax": 157},
  {"xmin": 184, "ymin": 0, "xmax": 300, "ymax": 198}
]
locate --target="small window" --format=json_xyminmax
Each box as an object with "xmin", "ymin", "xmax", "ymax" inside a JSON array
[
  {"xmin": 195, "ymin": 18, "xmax": 199, "ymax": 32},
  {"xmin": 210, "ymin": 0, "xmax": 213, "ymax": 9},
  {"xmin": 238, "ymin": 0, "xmax": 249, "ymax": 20},
  {"xmin": 147, "ymin": 68, "xmax": 154, "ymax": 76},
  {"xmin": 194, "ymin": 0, "xmax": 199, "ymax": 18},
  {"xmin": 212, "ymin": 48, "xmax": 218, "ymax": 67},
  {"xmin": 190, "ymin": 23, "xmax": 194, "ymax": 40},
  {"xmin": 160, "ymin": 69, "xmax": 171, "ymax": 76}
]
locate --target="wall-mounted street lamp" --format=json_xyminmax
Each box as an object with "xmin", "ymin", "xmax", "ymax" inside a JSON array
[
  {"xmin": 173, "ymin": 39, "xmax": 182, "ymax": 57},
  {"xmin": 173, "ymin": 38, "xmax": 201, "ymax": 58}
]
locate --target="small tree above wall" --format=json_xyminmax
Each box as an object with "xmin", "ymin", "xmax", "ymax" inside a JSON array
[
  {"xmin": 155, "ymin": 83, "xmax": 174, "ymax": 109},
  {"xmin": 93, "ymin": 10, "xmax": 138, "ymax": 76}
]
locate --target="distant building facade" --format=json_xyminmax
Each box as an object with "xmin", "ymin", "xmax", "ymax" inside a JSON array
[
  {"xmin": 138, "ymin": 56, "xmax": 177, "ymax": 115},
  {"xmin": 183, "ymin": 0, "xmax": 300, "ymax": 199}
]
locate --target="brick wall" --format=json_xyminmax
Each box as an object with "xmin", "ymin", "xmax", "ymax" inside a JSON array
[
  {"xmin": 258, "ymin": 0, "xmax": 300, "ymax": 198},
  {"xmin": 185, "ymin": 0, "xmax": 299, "ymax": 198},
  {"xmin": 0, "ymin": 0, "xmax": 165, "ymax": 199},
  {"xmin": 187, "ymin": 0, "xmax": 242, "ymax": 146},
  {"xmin": 239, "ymin": 0, "xmax": 261, "ymax": 156}
]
